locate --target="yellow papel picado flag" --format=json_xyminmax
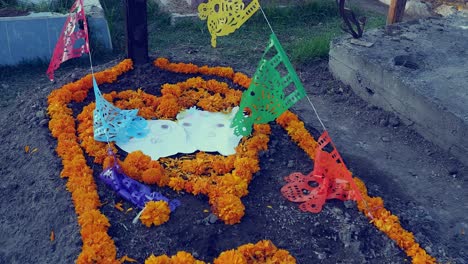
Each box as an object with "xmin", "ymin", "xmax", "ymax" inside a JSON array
[{"xmin": 198, "ymin": 0, "xmax": 260, "ymax": 47}]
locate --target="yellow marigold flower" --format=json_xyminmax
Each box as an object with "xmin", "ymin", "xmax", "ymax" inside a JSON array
[
  {"xmin": 214, "ymin": 249, "xmax": 247, "ymax": 264},
  {"xmin": 139, "ymin": 201, "xmax": 171, "ymax": 227}
]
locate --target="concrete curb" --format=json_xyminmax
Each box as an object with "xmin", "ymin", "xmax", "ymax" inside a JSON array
[
  {"xmin": 329, "ymin": 14, "xmax": 468, "ymax": 165},
  {"xmin": 0, "ymin": 0, "xmax": 112, "ymax": 66}
]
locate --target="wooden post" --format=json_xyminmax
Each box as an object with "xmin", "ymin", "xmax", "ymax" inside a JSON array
[
  {"xmin": 124, "ymin": 0, "xmax": 149, "ymax": 64},
  {"xmin": 387, "ymin": 0, "xmax": 407, "ymax": 25}
]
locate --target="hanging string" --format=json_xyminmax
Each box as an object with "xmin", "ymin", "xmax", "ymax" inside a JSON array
[
  {"xmin": 260, "ymin": 5, "xmax": 373, "ymax": 214},
  {"xmin": 86, "ymin": 29, "xmax": 113, "ymax": 151},
  {"xmin": 259, "ymin": 6, "xmax": 275, "ymax": 35},
  {"xmin": 305, "ymin": 95, "xmax": 327, "ymax": 131},
  {"xmin": 259, "ymin": 5, "xmax": 327, "ymax": 132},
  {"xmin": 86, "ymin": 38, "xmax": 95, "ymax": 76}
]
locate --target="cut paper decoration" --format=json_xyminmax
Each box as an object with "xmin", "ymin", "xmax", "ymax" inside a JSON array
[
  {"xmin": 177, "ymin": 107, "xmax": 242, "ymax": 155},
  {"xmin": 93, "ymin": 77, "xmax": 148, "ymax": 143},
  {"xmin": 99, "ymin": 149, "xmax": 181, "ymax": 210},
  {"xmin": 198, "ymin": 0, "xmax": 260, "ymax": 47},
  {"xmin": 231, "ymin": 33, "xmax": 306, "ymax": 136},
  {"xmin": 46, "ymin": 0, "xmax": 89, "ymax": 81},
  {"xmin": 115, "ymin": 107, "xmax": 242, "ymax": 160},
  {"xmin": 116, "ymin": 120, "xmax": 194, "ymax": 160},
  {"xmin": 281, "ymin": 131, "xmax": 362, "ymax": 213}
]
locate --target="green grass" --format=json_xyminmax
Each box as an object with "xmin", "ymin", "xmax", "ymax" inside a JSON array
[
  {"xmin": 1, "ymin": 0, "xmax": 74, "ymax": 13},
  {"xmin": 0, "ymin": 0, "xmax": 384, "ymax": 71},
  {"xmin": 149, "ymin": 0, "xmax": 384, "ymax": 66}
]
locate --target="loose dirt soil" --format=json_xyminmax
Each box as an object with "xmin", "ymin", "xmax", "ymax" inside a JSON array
[{"xmin": 0, "ymin": 53, "xmax": 467, "ymax": 264}]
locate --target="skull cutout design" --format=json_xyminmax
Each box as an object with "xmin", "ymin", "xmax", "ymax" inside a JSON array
[
  {"xmin": 116, "ymin": 120, "xmax": 191, "ymax": 160},
  {"xmin": 116, "ymin": 107, "xmax": 242, "ymax": 159},
  {"xmin": 177, "ymin": 107, "xmax": 242, "ymax": 156}
]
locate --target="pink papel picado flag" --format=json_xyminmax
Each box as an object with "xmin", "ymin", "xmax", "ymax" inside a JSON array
[{"xmin": 46, "ymin": 0, "xmax": 89, "ymax": 81}]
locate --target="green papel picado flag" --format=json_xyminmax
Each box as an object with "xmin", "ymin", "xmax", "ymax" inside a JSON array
[{"xmin": 231, "ymin": 33, "xmax": 306, "ymax": 136}]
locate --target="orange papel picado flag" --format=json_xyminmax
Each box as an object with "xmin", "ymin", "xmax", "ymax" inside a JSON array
[{"xmin": 281, "ymin": 131, "xmax": 362, "ymax": 213}]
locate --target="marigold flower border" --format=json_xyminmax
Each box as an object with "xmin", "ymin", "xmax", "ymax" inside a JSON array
[{"xmin": 46, "ymin": 58, "xmax": 436, "ymax": 263}]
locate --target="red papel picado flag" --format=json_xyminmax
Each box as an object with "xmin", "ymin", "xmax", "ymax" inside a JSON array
[
  {"xmin": 281, "ymin": 131, "xmax": 362, "ymax": 213},
  {"xmin": 46, "ymin": 0, "xmax": 89, "ymax": 81}
]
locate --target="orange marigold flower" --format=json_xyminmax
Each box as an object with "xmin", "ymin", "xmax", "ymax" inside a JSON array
[
  {"xmin": 65, "ymin": 173, "xmax": 96, "ymax": 194},
  {"xmin": 233, "ymin": 157, "xmax": 260, "ymax": 179},
  {"xmin": 141, "ymin": 165, "xmax": 168, "ymax": 187},
  {"xmin": 271, "ymin": 249, "xmax": 296, "ymax": 263},
  {"xmin": 156, "ymin": 94, "xmax": 181, "ymax": 118},
  {"xmin": 78, "ymin": 209, "xmax": 111, "ymax": 240},
  {"xmin": 78, "ymin": 231, "xmax": 118, "ymax": 264},
  {"xmin": 168, "ymin": 177, "xmax": 187, "ymax": 192},
  {"xmin": 214, "ymin": 249, "xmax": 247, "ymax": 264},
  {"xmin": 161, "ymin": 83, "xmax": 183, "ymax": 97},
  {"xmin": 211, "ymin": 194, "xmax": 245, "ymax": 225},
  {"xmin": 191, "ymin": 177, "xmax": 211, "ymax": 196},
  {"xmin": 72, "ymin": 90, "xmax": 89, "ymax": 102},
  {"xmin": 205, "ymin": 79, "xmax": 230, "ymax": 94},
  {"xmin": 154, "ymin": 58, "xmax": 170, "ymax": 68},
  {"xmin": 253, "ymin": 124, "xmax": 271, "ymax": 135},
  {"xmin": 217, "ymin": 174, "xmax": 249, "ymax": 197},
  {"xmin": 252, "ymin": 240, "xmax": 278, "ymax": 259},
  {"xmin": 171, "ymin": 251, "xmax": 204, "ymax": 264},
  {"xmin": 49, "ymin": 115, "xmax": 76, "ymax": 138},
  {"xmin": 276, "ymin": 111, "xmax": 299, "ymax": 127},
  {"xmin": 139, "ymin": 201, "xmax": 171, "ymax": 227},
  {"xmin": 197, "ymin": 93, "xmax": 226, "ymax": 112},
  {"xmin": 122, "ymin": 151, "xmax": 152, "ymax": 180},
  {"xmin": 237, "ymin": 243, "xmax": 255, "ymax": 259},
  {"xmin": 233, "ymin": 72, "xmax": 251, "ymax": 88},
  {"xmin": 145, "ymin": 254, "xmax": 171, "ymax": 264},
  {"xmin": 72, "ymin": 187, "xmax": 101, "ymax": 216}
]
